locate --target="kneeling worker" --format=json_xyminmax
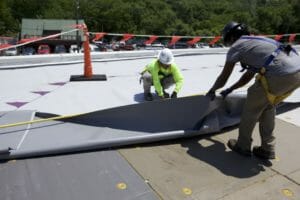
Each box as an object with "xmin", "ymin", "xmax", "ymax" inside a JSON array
[{"xmin": 141, "ymin": 48, "xmax": 184, "ymax": 101}]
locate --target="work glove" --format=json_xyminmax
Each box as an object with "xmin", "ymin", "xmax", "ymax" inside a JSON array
[
  {"xmin": 139, "ymin": 73, "xmax": 143, "ymax": 84},
  {"xmin": 220, "ymin": 88, "xmax": 233, "ymax": 99},
  {"xmin": 205, "ymin": 90, "xmax": 216, "ymax": 101},
  {"xmin": 171, "ymin": 91, "xmax": 177, "ymax": 98},
  {"xmin": 158, "ymin": 95, "xmax": 165, "ymax": 100},
  {"xmin": 163, "ymin": 91, "xmax": 170, "ymax": 98}
]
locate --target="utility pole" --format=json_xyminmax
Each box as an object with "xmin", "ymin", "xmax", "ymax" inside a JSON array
[{"xmin": 76, "ymin": 0, "xmax": 80, "ymax": 53}]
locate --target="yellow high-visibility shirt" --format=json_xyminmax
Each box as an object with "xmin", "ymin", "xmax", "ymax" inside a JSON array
[{"xmin": 142, "ymin": 59, "xmax": 184, "ymax": 96}]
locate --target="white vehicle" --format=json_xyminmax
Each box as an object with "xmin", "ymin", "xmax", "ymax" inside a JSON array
[
  {"xmin": 69, "ymin": 45, "xmax": 80, "ymax": 53},
  {"xmin": 145, "ymin": 43, "xmax": 164, "ymax": 50},
  {"xmin": 80, "ymin": 44, "xmax": 101, "ymax": 52},
  {"xmin": 198, "ymin": 43, "xmax": 210, "ymax": 48},
  {"xmin": 4, "ymin": 47, "xmax": 18, "ymax": 56}
]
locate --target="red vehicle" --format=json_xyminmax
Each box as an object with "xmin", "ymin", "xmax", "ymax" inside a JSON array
[{"xmin": 37, "ymin": 44, "xmax": 50, "ymax": 54}]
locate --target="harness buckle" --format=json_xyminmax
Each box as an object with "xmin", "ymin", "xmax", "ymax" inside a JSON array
[
  {"xmin": 271, "ymin": 51, "xmax": 278, "ymax": 57},
  {"xmin": 260, "ymin": 67, "xmax": 266, "ymax": 75}
]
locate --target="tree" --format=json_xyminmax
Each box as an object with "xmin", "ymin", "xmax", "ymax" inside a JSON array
[
  {"xmin": 0, "ymin": 0, "xmax": 299, "ymax": 37},
  {"xmin": 0, "ymin": 0, "xmax": 18, "ymax": 36}
]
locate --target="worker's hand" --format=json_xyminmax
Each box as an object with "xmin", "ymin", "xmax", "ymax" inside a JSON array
[
  {"xmin": 163, "ymin": 91, "xmax": 170, "ymax": 98},
  {"xmin": 220, "ymin": 88, "xmax": 233, "ymax": 99},
  {"xmin": 206, "ymin": 90, "xmax": 216, "ymax": 101},
  {"xmin": 158, "ymin": 95, "xmax": 165, "ymax": 100},
  {"xmin": 171, "ymin": 91, "xmax": 177, "ymax": 98},
  {"xmin": 139, "ymin": 74, "xmax": 143, "ymax": 84}
]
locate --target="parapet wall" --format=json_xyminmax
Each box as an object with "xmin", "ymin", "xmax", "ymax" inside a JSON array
[
  {"xmin": 1, "ymin": 45, "xmax": 299, "ymax": 69},
  {"xmin": 0, "ymin": 48, "xmax": 228, "ymax": 69}
]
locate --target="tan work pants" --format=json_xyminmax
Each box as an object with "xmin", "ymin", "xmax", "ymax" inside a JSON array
[
  {"xmin": 142, "ymin": 71, "xmax": 175, "ymax": 93},
  {"xmin": 237, "ymin": 71, "xmax": 300, "ymax": 151}
]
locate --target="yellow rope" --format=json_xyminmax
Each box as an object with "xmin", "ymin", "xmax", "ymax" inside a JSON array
[{"xmin": 0, "ymin": 113, "xmax": 86, "ymax": 129}]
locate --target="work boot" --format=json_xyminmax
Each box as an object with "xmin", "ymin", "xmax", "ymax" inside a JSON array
[
  {"xmin": 253, "ymin": 146, "xmax": 275, "ymax": 160},
  {"xmin": 227, "ymin": 139, "xmax": 252, "ymax": 157},
  {"xmin": 144, "ymin": 92, "xmax": 153, "ymax": 101}
]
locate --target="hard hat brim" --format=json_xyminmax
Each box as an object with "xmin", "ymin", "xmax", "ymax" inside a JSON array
[{"xmin": 160, "ymin": 58, "xmax": 174, "ymax": 65}]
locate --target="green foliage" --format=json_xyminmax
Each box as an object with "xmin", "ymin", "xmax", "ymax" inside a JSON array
[
  {"xmin": 0, "ymin": 0, "xmax": 18, "ymax": 36},
  {"xmin": 0, "ymin": 0, "xmax": 299, "ymax": 36}
]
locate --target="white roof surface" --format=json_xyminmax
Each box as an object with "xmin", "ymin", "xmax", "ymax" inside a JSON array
[
  {"xmin": 1, "ymin": 49, "xmax": 299, "ymax": 124},
  {"xmin": 1, "ymin": 49, "xmax": 300, "ymax": 200}
]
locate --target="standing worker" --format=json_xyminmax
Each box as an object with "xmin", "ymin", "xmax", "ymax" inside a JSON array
[
  {"xmin": 206, "ymin": 21, "xmax": 300, "ymax": 159},
  {"xmin": 141, "ymin": 48, "xmax": 184, "ymax": 101}
]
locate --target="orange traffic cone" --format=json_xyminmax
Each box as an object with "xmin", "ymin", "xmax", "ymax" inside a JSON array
[
  {"xmin": 70, "ymin": 24, "xmax": 107, "ymax": 81},
  {"xmin": 83, "ymin": 26, "xmax": 93, "ymax": 78}
]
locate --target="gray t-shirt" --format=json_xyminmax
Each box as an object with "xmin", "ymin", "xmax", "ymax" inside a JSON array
[{"xmin": 226, "ymin": 36, "xmax": 300, "ymax": 76}]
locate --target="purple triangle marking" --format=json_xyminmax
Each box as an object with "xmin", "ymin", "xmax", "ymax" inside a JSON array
[
  {"xmin": 31, "ymin": 91, "xmax": 50, "ymax": 96},
  {"xmin": 7, "ymin": 102, "xmax": 28, "ymax": 108},
  {"xmin": 49, "ymin": 82, "xmax": 67, "ymax": 86}
]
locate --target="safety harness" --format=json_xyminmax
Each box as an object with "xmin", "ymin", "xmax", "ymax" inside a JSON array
[{"xmin": 240, "ymin": 36, "xmax": 299, "ymax": 105}]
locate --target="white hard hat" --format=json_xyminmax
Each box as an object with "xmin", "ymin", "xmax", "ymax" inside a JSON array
[{"xmin": 158, "ymin": 48, "xmax": 174, "ymax": 65}]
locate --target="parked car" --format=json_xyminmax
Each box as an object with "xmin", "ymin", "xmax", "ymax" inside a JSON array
[
  {"xmin": 210, "ymin": 43, "xmax": 225, "ymax": 48},
  {"xmin": 37, "ymin": 44, "xmax": 50, "ymax": 54},
  {"xmin": 144, "ymin": 43, "xmax": 164, "ymax": 50},
  {"xmin": 93, "ymin": 41, "xmax": 107, "ymax": 51},
  {"xmin": 21, "ymin": 47, "xmax": 36, "ymax": 55},
  {"xmin": 54, "ymin": 45, "xmax": 67, "ymax": 53},
  {"xmin": 69, "ymin": 44, "xmax": 80, "ymax": 53},
  {"xmin": 80, "ymin": 44, "xmax": 101, "ymax": 52},
  {"xmin": 120, "ymin": 43, "xmax": 135, "ymax": 51},
  {"xmin": 135, "ymin": 40, "xmax": 147, "ymax": 49},
  {"xmin": 168, "ymin": 42, "xmax": 190, "ymax": 49},
  {"xmin": 198, "ymin": 43, "xmax": 210, "ymax": 48},
  {"xmin": 3, "ymin": 47, "xmax": 18, "ymax": 56}
]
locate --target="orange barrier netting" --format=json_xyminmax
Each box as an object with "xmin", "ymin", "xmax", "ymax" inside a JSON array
[
  {"xmin": 1, "ymin": 27, "xmax": 300, "ymax": 52},
  {"xmin": 1, "ymin": 24, "xmax": 299, "ymax": 79},
  {"xmin": 89, "ymin": 31, "xmax": 300, "ymax": 45}
]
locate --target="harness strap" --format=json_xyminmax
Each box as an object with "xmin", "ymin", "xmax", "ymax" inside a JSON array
[
  {"xmin": 241, "ymin": 36, "xmax": 280, "ymax": 46},
  {"xmin": 240, "ymin": 36, "xmax": 297, "ymax": 105},
  {"xmin": 264, "ymin": 46, "xmax": 283, "ymax": 67},
  {"xmin": 255, "ymin": 73, "xmax": 292, "ymax": 105}
]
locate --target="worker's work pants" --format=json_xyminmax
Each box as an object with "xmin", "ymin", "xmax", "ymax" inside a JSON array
[
  {"xmin": 142, "ymin": 72, "xmax": 175, "ymax": 93},
  {"xmin": 237, "ymin": 71, "xmax": 300, "ymax": 152}
]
